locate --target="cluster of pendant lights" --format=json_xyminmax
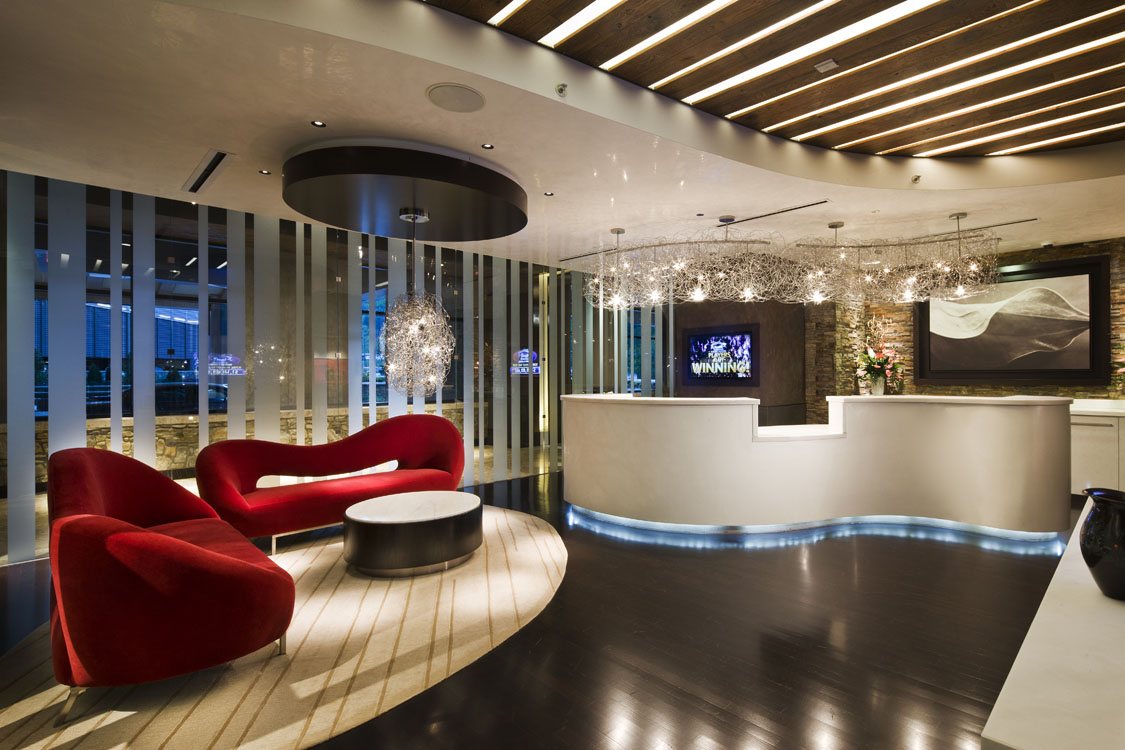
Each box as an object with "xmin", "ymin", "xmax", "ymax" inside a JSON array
[{"xmin": 580, "ymin": 214, "xmax": 1000, "ymax": 309}]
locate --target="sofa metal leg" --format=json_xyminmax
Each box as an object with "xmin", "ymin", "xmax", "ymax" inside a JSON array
[
  {"xmin": 56, "ymin": 686, "xmax": 84, "ymax": 726},
  {"xmin": 271, "ymin": 535, "xmax": 277, "ymax": 556},
  {"xmin": 278, "ymin": 633, "xmax": 287, "ymax": 656}
]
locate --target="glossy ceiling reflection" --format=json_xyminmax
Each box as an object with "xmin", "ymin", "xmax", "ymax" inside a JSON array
[{"xmin": 427, "ymin": 0, "xmax": 1125, "ymax": 157}]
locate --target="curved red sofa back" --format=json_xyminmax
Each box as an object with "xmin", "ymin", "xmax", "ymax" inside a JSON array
[
  {"xmin": 195, "ymin": 414, "xmax": 465, "ymax": 510},
  {"xmin": 48, "ymin": 447, "xmax": 218, "ymax": 528}
]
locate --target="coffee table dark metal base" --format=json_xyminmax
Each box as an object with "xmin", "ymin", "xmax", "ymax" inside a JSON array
[{"xmin": 343, "ymin": 491, "xmax": 483, "ymax": 577}]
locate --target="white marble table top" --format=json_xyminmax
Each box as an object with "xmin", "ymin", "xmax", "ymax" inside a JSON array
[{"xmin": 346, "ymin": 491, "xmax": 481, "ymax": 524}]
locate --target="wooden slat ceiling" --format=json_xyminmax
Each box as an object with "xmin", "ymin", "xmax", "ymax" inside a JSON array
[{"xmin": 423, "ymin": 0, "xmax": 1125, "ymax": 157}]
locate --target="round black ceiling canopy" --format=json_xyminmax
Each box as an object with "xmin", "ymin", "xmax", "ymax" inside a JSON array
[{"xmin": 282, "ymin": 145, "xmax": 528, "ymax": 242}]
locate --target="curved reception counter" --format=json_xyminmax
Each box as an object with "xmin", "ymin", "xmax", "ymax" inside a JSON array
[{"xmin": 561, "ymin": 394, "xmax": 1072, "ymax": 536}]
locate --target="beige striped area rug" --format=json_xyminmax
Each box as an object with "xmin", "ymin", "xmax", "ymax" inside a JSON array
[{"xmin": 0, "ymin": 506, "xmax": 566, "ymax": 749}]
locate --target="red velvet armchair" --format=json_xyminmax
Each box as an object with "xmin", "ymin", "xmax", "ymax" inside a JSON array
[
  {"xmin": 47, "ymin": 448, "xmax": 294, "ymax": 720},
  {"xmin": 195, "ymin": 414, "xmax": 464, "ymax": 544}
]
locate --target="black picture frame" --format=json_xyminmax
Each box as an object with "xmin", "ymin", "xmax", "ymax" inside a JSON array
[
  {"xmin": 914, "ymin": 255, "xmax": 1110, "ymax": 385},
  {"xmin": 681, "ymin": 324, "xmax": 760, "ymax": 387}
]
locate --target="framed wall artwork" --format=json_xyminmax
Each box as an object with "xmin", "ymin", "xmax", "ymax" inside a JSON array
[{"xmin": 914, "ymin": 255, "xmax": 1110, "ymax": 385}]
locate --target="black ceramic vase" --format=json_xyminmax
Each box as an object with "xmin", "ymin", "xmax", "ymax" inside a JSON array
[{"xmin": 1079, "ymin": 488, "xmax": 1125, "ymax": 601}]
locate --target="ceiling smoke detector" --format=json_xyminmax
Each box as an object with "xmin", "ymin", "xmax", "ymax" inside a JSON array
[{"xmin": 426, "ymin": 83, "xmax": 486, "ymax": 113}]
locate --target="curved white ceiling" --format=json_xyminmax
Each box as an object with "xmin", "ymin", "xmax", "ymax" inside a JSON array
[{"xmin": 1, "ymin": 0, "xmax": 1123, "ymax": 266}]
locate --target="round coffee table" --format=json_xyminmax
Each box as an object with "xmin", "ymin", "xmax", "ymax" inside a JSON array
[{"xmin": 343, "ymin": 491, "xmax": 483, "ymax": 577}]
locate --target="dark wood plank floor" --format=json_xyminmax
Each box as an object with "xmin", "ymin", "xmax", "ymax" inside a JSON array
[
  {"xmin": 0, "ymin": 473, "xmax": 1064, "ymax": 749},
  {"xmin": 319, "ymin": 473, "xmax": 1061, "ymax": 750}
]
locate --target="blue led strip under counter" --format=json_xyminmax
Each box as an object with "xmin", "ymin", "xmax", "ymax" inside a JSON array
[{"xmin": 565, "ymin": 504, "xmax": 1067, "ymax": 556}]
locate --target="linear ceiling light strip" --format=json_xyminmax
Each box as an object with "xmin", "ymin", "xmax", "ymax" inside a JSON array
[
  {"xmin": 488, "ymin": 0, "xmax": 530, "ymax": 25},
  {"xmin": 682, "ymin": 0, "xmax": 945, "ymax": 105},
  {"xmin": 724, "ymin": 0, "xmax": 1044, "ymax": 120},
  {"xmin": 539, "ymin": 0, "xmax": 629, "ymax": 48},
  {"xmin": 987, "ymin": 121, "xmax": 1125, "ymax": 154},
  {"xmin": 648, "ymin": 0, "xmax": 842, "ymax": 90},
  {"xmin": 913, "ymin": 99, "xmax": 1125, "ymax": 156},
  {"xmin": 600, "ymin": 0, "xmax": 739, "ymax": 70},
  {"xmin": 871, "ymin": 77, "xmax": 1125, "ymax": 153},
  {"xmin": 839, "ymin": 61, "xmax": 1125, "ymax": 151},
  {"xmin": 789, "ymin": 29, "xmax": 1125, "ymax": 142},
  {"xmin": 770, "ymin": 4, "xmax": 1125, "ymax": 135}
]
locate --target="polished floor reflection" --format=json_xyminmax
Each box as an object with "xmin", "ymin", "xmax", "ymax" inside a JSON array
[
  {"xmin": 321, "ymin": 473, "xmax": 1061, "ymax": 750},
  {"xmin": 0, "ymin": 473, "xmax": 1063, "ymax": 749}
]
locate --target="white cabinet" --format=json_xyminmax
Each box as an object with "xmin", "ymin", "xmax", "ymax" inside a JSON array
[
  {"xmin": 1070, "ymin": 416, "xmax": 1119, "ymax": 493},
  {"xmin": 1070, "ymin": 400, "xmax": 1125, "ymax": 494}
]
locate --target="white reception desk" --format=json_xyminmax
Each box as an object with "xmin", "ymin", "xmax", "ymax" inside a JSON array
[{"xmin": 562, "ymin": 394, "xmax": 1072, "ymax": 535}]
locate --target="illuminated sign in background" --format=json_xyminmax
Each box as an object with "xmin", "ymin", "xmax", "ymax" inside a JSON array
[
  {"xmin": 207, "ymin": 353, "xmax": 247, "ymax": 377},
  {"xmin": 510, "ymin": 348, "xmax": 540, "ymax": 376},
  {"xmin": 688, "ymin": 333, "xmax": 752, "ymax": 378}
]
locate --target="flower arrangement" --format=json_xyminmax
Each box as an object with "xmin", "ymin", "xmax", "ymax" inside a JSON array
[
  {"xmin": 1112, "ymin": 358, "xmax": 1125, "ymax": 394},
  {"xmin": 856, "ymin": 317, "xmax": 904, "ymax": 394}
]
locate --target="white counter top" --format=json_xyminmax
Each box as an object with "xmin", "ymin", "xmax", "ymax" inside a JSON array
[
  {"xmin": 982, "ymin": 498, "xmax": 1125, "ymax": 749},
  {"xmin": 829, "ymin": 395, "xmax": 1073, "ymax": 406},
  {"xmin": 562, "ymin": 394, "xmax": 758, "ymax": 406},
  {"xmin": 1070, "ymin": 398, "xmax": 1125, "ymax": 417}
]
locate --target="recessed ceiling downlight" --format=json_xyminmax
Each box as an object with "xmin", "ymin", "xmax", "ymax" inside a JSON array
[{"xmin": 426, "ymin": 83, "xmax": 486, "ymax": 113}]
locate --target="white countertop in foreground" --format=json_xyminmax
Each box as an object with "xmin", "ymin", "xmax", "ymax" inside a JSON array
[
  {"xmin": 982, "ymin": 498, "xmax": 1125, "ymax": 750},
  {"xmin": 1070, "ymin": 398, "xmax": 1125, "ymax": 417}
]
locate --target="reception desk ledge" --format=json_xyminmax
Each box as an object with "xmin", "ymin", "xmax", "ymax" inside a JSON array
[{"xmin": 562, "ymin": 394, "xmax": 1072, "ymax": 535}]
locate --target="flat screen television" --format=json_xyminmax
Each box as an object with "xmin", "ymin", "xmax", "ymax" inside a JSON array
[{"xmin": 682, "ymin": 324, "xmax": 759, "ymax": 387}]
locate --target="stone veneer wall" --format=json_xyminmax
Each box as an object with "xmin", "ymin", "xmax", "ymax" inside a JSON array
[
  {"xmin": 836, "ymin": 237, "xmax": 1125, "ymax": 399},
  {"xmin": 803, "ymin": 301, "xmax": 838, "ymax": 424},
  {"xmin": 1, "ymin": 404, "xmax": 466, "ymax": 485}
]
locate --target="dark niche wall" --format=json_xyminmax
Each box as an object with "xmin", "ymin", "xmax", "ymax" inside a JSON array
[{"xmin": 672, "ymin": 300, "xmax": 806, "ymax": 425}]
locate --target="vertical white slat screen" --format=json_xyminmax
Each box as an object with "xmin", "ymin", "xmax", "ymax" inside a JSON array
[
  {"xmin": 310, "ymin": 225, "xmax": 328, "ymax": 444},
  {"xmin": 253, "ymin": 215, "xmax": 280, "ymax": 443},
  {"xmin": 492, "ymin": 257, "xmax": 507, "ymax": 482},
  {"xmin": 509, "ymin": 258, "xmax": 520, "ymax": 477},
  {"xmin": 669, "ymin": 298, "xmax": 675, "ymax": 396},
  {"xmin": 549, "ymin": 268, "xmax": 560, "ymax": 470},
  {"xmin": 655, "ymin": 300, "xmax": 664, "ymax": 397},
  {"xmin": 571, "ymin": 272, "xmax": 584, "ymax": 394},
  {"xmin": 109, "ymin": 190, "xmax": 123, "ymax": 451},
  {"xmin": 347, "ymin": 231, "xmax": 362, "ymax": 435},
  {"xmin": 295, "ymin": 225, "xmax": 306, "ymax": 445},
  {"xmin": 47, "ymin": 180, "xmax": 87, "ymax": 458},
  {"xmin": 526, "ymin": 263, "xmax": 534, "ymax": 471},
  {"xmin": 641, "ymin": 305, "xmax": 652, "ymax": 397},
  {"xmin": 435, "ymin": 245, "xmax": 443, "ymax": 417},
  {"xmin": 411, "ymin": 242, "xmax": 424, "ymax": 415},
  {"xmin": 615, "ymin": 309, "xmax": 623, "ymax": 393},
  {"xmin": 5, "ymin": 172, "xmax": 35, "ymax": 562},
  {"xmin": 476, "ymin": 256, "xmax": 485, "ymax": 482},
  {"xmin": 387, "ymin": 238, "xmax": 407, "ymax": 417},
  {"xmin": 589, "ymin": 283, "xmax": 598, "ymax": 393},
  {"xmin": 462, "ymin": 251, "xmax": 474, "ymax": 487},
  {"xmin": 197, "ymin": 205, "xmax": 209, "ymax": 451},
  {"xmin": 366, "ymin": 234, "xmax": 377, "ymax": 431},
  {"xmin": 627, "ymin": 307, "xmax": 633, "ymax": 394},
  {"xmin": 226, "ymin": 212, "xmax": 247, "ymax": 440},
  {"xmin": 537, "ymin": 271, "xmax": 548, "ymax": 446},
  {"xmin": 131, "ymin": 194, "xmax": 156, "ymax": 466}
]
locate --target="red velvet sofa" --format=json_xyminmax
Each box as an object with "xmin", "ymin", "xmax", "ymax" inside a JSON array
[
  {"xmin": 47, "ymin": 448, "xmax": 294, "ymax": 700},
  {"xmin": 195, "ymin": 414, "xmax": 464, "ymax": 541}
]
